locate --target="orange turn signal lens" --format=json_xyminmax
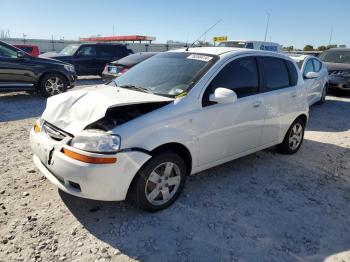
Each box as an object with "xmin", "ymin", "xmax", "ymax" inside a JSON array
[
  {"xmin": 34, "ymin": 123, "xmax": 41, "ymax": 133},
  {"xmin": 63, "ymin": 148, "xmax": 117, "ymax": 164}
]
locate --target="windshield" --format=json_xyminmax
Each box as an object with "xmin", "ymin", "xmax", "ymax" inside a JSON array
[
  {"xmin": 113, "ymin": 52, "xmax": 218, "ymax": 97},
  {"xmin": 59, "ymin": 44, "xmax": 80, "ymax": 56},
  {"xmin": 218, "ymin": 41, "xmax": 247, "ymax": 48},
  {"xmin": 319, "ymin": 51, "xmax": 350, "ymax": 64}
]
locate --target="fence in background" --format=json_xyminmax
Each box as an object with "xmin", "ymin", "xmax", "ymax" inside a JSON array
[{"xmin": 1, "ymin": 38, "xmax": 186, "ymax": 53}]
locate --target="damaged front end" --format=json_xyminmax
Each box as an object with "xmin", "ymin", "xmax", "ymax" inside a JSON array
[{"xmin": 86, "ymin": 101, "xmax": 171, "ymax": 131}]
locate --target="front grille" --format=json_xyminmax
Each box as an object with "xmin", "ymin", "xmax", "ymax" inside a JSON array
[
  {"xmin": 43, "ymin": 122, "xmax": 71, "ymax": 141},
  {"xmin": 329, "ymin": 70, "xmax": 342, "ymax": 76}
]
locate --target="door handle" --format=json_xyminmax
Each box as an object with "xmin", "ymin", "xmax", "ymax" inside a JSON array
[
  {"xmin": 291, "ymin": 93, "xmax": 297, "ymax": 98},
  {"xmin": 253, "ymin": 101, "xmax": 262, "ymax": 108}
]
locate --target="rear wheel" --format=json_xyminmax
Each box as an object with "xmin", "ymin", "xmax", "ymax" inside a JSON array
[
  {"xmin": 129, "ymin": 151, "xmax": 187, "ymax": 212},
  {"xmin": 40, "ymin": 73, "xmax": 67, "ymax": 97},
  {"xmin": 277, "ymin": 118, "xmax": 305, "ymax": 154}
]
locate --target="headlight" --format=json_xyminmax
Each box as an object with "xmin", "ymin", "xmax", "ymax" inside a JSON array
[
  {"xmin": 70, "ymin": 130, "xmax": 120, "ymax": 153},
  {"xmin": 341, "ymin": 70, "xmax": 350, "ymax": 77},
  {"xmin": 34, "ymin": 118, "xmax": 44, "ymax": 133},
  {"xmin": 64, "ymin": 64, "xmax": 75, "ymax": 72}
]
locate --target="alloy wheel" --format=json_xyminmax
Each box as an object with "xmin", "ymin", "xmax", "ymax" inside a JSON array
[
  {"xmin": 288, "ymin": 123, "xmax": 303, "ymax": 150},
  {"xmin": 145, "ymin": 162, "xmax": 181, "ymax": 205},
  {"xmin": 45, "ymin": 77, "xmax": 64, "ymax": 95}
]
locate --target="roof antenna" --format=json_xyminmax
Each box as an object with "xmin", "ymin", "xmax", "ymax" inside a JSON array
[{"xmin": 186, "ymin": 19, "xmax": 222, "ymax": 51}]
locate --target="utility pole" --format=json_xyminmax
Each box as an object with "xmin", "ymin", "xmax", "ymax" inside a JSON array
[
  {"xmin": 22, "ymin": 34, "xmax": 27, "ymax": 44},
  {"xmin": 328, "ymin": 26, "xmax": 333, "ymax": 45},
  {"xmin": 264, "ymin": 12, "xmax": 270, "ymax": 42},
  {"xmin": 113, "ymin": 25, "xmax": 114, "ymax": 37}
]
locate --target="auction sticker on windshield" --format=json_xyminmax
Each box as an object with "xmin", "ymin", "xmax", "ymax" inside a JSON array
[{"xmin": 187, "ymin": 54, "xmax": 213, "ymax": 62}]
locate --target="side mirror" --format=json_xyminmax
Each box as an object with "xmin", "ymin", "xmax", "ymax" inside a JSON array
[
  {"xmin": 304, "ymin": 71, "xmax": 319, "ymax": 79},
  {"xmin": 209, "ymin": 87, "xmax": 237, "ymax": 104},
  {"xmin": 17, "ymin": 51, "xmax": 25, "ymax": 59}
]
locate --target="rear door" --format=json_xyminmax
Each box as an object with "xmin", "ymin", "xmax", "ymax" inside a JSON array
[
  {"xmin": 0, "ymin": 42, "xmax": 36, "ymax": 89},
  {"xmin": 73, "ymin": 45, "xmax": 97, "ymax": 75},
  {"xmin": 258, "ymin": 56, "xmax": 298, "ymax": 146},
  {"xmin": 197, "ymin": 56, "xmax": 265, "ymax": 165},
  {"xmin": 96, "ymin": 45, "xmax": 121, "ymax": 74}
]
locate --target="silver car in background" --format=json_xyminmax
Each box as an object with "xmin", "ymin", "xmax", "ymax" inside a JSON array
[{"xmin": 289, "ymin": 55, "xmax": 328, "ymax": 106}]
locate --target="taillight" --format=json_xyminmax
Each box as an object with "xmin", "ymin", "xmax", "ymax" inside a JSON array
[{"xmin": 119, "ymin": 68, "xmax": 128, "ymax": 75}]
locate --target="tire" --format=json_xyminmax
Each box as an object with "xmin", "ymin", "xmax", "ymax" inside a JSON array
[
  {"xmin": 129, "ymin": 151, "xmax": 187, "ymax": 212},
  {"xmin": 317, "ymin": 84, "xmax": 327, "ymax": 105},
  {"xmin": 40, "ymin": 73, "xmax": 68, "ymax": 97},
  {"xmin": 277, "ymin": 118, "xmax": 305, "ymax": 154}
]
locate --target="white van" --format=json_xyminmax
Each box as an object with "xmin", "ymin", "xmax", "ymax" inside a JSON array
[{"xmin": 218, "ymin": 40, "xmax": 281, "ymax": 52}]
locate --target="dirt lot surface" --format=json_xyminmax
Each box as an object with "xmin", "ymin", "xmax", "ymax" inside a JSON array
[{"xmin": 0, "ymin": 79, "xmax": 349, "ymax": 262}]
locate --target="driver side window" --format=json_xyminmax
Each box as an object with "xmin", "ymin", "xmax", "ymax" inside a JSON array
[
  {"xmin": 202, "ymin": 56, "xmax": 259, "ymax": 106},
  {"xmin": 76, "ymin": 46, "xmax": 96, "ymax": 57},
  {"xmin": 303, "ymin": 60, "xmax": 314, "ymax": 76}
]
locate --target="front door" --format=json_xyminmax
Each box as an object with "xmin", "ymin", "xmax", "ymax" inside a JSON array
[
  {"xmin": 302, "ymin": 58, "xmax": 317, "ymax": 104},
  {"xmin": 73, "ymin": 45, "xmax": 97, "ymax": 75},
  {"xmin": 0, "ymin": 42, "xmax": 35, "ymax": 89},
  {"xmin": 196, "ymin": 56, "xmax": 265, "ymax": 166}
]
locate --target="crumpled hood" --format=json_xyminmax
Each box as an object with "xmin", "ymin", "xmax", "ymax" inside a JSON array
[{"xmin": 42, "ymin": 85, "xmax": 173, "ymax": 135}]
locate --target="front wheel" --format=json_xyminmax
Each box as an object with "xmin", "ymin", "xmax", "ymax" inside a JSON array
[
  {"xmin": 317, "ymin": 84, "xmax": 327, "ymax": 105},
  {"xmin": 40, "ymin": 73, "xmax": 68, "ymax": 97},
  {"xmin": 129, "ymin": 151, "xmax": 187, "ymax": 212},
  {"xmin": 277, "ymin": 118, "xmax": 305, "ymax": 154}
]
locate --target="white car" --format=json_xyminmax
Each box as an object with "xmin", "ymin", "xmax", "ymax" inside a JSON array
[
  {"xmin": 30, "ymin": 47, "xmax": 309, "ymax": 212},
  {"xmin": 289, "ymin": 55, "xmax": 328, "ymax": 105}
]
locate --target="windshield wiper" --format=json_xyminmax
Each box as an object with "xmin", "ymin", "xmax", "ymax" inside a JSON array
[{"xmin": 118, "ymin": 85, "xmax": 152, "ymax": 94}]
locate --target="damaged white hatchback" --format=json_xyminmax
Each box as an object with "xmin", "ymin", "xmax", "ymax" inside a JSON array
[{"xmin": 30, "ymin": 47, "xmax": 309, "ymax": 212}]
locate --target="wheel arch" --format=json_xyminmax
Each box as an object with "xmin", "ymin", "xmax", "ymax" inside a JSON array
[
  {"xmin": 296, "ymin": 114, "xmax": 308, "ymax": 125},
  {"xmin": 36, "ymin": 71, "xmax": 69, "ymax": 89},
  {"xmin": 150, "ymin": 142, "xmax": 193, "ymax": 175},
  {"xmin": 126, "ymin": 142, "xmax": 193, "ymax": 201}
]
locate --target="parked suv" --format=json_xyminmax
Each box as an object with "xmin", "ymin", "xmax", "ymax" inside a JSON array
[
  {"xmin": 30, "ymin": 47, "xmax": 308, "ymax": 212},
  {"xmin": 0, "ymin": 41, "xmax": 76, "ymax": 97},
  {"xmin": 45, "ymin": 43, "xmax": 133, "ymax": 76},
  {"xmin": 319, "ymin": 48, "xmax": 350, "ymax": 93}
]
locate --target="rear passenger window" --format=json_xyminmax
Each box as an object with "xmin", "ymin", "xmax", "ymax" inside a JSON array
[
  {"xmin": 97, "ymin": 46, "xmax": 117, "ymax": 58},
  {"xmin": 312, "ymin": 59, "xmax": 322, "ymax": 72},
  {"xmin": 286, "ymin": 60, "xmax": 298, "ymax": 86},
  {"xmin": 260, "ymin": 57, "xmax": 290, "ymax": 90}
]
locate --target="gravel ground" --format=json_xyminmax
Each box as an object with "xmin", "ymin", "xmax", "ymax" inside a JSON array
[{"xmin": 0, "ymin": 79, "xmax": 349, "ymax": 262}]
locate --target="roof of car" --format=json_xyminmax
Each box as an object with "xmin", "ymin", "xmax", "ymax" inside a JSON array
[
  {"xmin": 288, "ymin": 54, "xmax": 309, "ymax": 61},
  {"xmin": 327, "ymin": 48, "xmax": 350, "ymax": 52},
  {"xmin": 170, "ymin": 46, "xmax": 256, "ymax": 56}
]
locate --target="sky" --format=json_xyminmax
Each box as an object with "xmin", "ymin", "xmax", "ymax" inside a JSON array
[{"xmin": 0, "ymin": 0, "xmax": 350, "ymax": 49}]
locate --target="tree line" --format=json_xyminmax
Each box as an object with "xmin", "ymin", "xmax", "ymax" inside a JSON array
[{"xmin": 283, "ymin": 44, "xmax": 341, "ymax": 52}]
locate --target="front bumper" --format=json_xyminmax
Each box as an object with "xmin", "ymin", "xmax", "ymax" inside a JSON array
[
  {"xmin": 30, "ymin": 128, "xmax": 151, "ymax": 201},
  {"xmin": 328, "ymin": 76, "xmax": 350, "ymax": 91},
  {"xmin": 66, "ymin": 71, "xmax": 77, "ymax": 88}
]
